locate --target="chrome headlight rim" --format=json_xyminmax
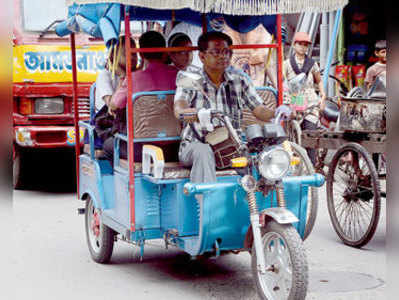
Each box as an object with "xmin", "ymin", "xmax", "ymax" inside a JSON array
[{"xmin": 258, "ymin": 147, "xmax": 291, "ymax": 181}]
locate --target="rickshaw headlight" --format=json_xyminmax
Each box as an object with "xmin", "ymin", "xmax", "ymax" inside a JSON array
[
  {"xmin": 258, "ymin": 148, "xmax": 290, "ymax": 181},
  {"xmin": 35, "ymin": 98, "xmax": 64, "ymax": 114}
]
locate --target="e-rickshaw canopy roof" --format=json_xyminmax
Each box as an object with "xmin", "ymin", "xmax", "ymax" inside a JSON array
[
  {"xmin": 65, "ymin": 0, "xmax": 348, "ymax": 15},
  {"xmin": 57, "ymin": 0, "xmax": 347, "ymax": 47}
]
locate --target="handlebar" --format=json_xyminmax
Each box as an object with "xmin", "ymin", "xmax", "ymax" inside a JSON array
[{"xmin": 178, "ymin": 110, "xmax": 223, "ymax": 121}]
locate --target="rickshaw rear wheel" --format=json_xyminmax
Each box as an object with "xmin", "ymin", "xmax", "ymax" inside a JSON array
[
  {"xmin": 251, "ymin": 221, "xmax": 308, "ymax": 300},
  {"xmin": 327, "ymin": 143, "xmax": 381, "ymax": 248},
  {"xmin": 85, "ymin": 196, "xmax": 115, "ymax": 263},
  {"xmin": 289, "ymin": 142, "xmax": 319, "ymax": 240}
]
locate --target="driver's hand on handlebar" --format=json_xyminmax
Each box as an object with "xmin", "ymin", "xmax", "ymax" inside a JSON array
[{"xmin": 275, "ymin": 104, "xmax": 293, "ymax": 120}]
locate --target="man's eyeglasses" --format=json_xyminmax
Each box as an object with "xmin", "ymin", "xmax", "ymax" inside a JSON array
[{"xmin": 205, "ymin": 48, "xmax": 232, "ymax": 57}]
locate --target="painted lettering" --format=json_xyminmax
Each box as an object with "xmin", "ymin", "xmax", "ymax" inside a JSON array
[{"xmin": 24, "ymin": 50, "xmax": 105, "ymax": 74}]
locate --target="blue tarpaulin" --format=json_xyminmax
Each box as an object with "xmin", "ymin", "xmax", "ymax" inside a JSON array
[{"xmin": 56, "ymin": 3, "xmax": 277, "ymax": 48}]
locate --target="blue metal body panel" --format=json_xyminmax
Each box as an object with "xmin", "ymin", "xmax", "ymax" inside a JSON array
[
  {"xmin": 79, "ymin": 148, "xmax": 324, "ymax": 256},
  {"xmin": 79, "ymin": 155, "xmax": 105, "ymax": 209}
]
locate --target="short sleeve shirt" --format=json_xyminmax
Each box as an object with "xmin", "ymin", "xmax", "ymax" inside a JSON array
[
  {"xmin": 365, "ymin": 62, "xmax": 386, "ymax": 86},
  {"xmin": 175, "ymin": 67, "xmax": 263, "ymax": 148},
  {"xmin": 111, "ymin": 62, "xmax": 178, "ymax": 108},
  {"xmin": 95, "ymin": 69, "xmax": 119, "ymax": 111}
]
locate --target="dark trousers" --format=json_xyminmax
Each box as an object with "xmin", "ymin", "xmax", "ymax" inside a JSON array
[
  {"xmin": 301, "ymin": 119, "xmax": 318, "ymax": 165},
  {"xmin": 103, "ymin": 136, "xmax": 127, "ymax": 167}
]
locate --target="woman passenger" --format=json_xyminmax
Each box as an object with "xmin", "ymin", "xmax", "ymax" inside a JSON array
[
  {"xmin": 92, "ymin": 36, "xmax": 139, "ymax": 146},
  {"xmin": 96, "ymin": 36, "xmax": 139, "ymax": 113}
]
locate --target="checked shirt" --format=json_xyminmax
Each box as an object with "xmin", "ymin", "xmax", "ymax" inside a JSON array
[{"xmin": 174, "ymin": 67, "xmax": 263, "ymax": 154}]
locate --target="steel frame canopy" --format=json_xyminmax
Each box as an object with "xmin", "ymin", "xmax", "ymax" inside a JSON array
[{"xmin": 61, "ymin": 0, "xmax": 348, "ymax": 231}]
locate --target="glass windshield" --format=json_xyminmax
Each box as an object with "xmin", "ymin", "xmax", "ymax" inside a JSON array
[{"xmin": 22, "ymin": 0, "xmax": 67, "ymax": 32}]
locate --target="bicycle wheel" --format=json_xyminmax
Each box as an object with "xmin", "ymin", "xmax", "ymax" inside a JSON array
[
  {"xmin": 290, "ymin": 142, "xmax": 319, "ymax": 240},
  {"xmin": 326, "ymin": 143, "xmax": 381, "ymax": 247}
]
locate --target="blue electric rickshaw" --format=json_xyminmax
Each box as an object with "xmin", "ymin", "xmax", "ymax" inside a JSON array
[{"xmin": 56, "ymin": 1, "xmax": 347, "ymax": 298}]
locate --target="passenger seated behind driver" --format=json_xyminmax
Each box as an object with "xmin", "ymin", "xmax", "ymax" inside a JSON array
[
  {"xmin": 96, "ymin": 36, "xmax": 137, "ymax": 112},
  {"xmin": 168, "ymin": 32, "xmax": 198, "ymax": 72},
  {"xmin": 103, "ymin": 31, "xmax": 178, "ymax": 164},
  {"xmin": 174, "ymin": 31, "xmax": 275, "ymax": 184},
  {"xmin": 93, "ymin": 36, "xmax": 139, "ymax": 146}
]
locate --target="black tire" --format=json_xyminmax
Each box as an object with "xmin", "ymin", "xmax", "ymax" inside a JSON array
[
  {"xmin": 326, "ymin": 143, "xmax": 381, "ymax": 248},
  {"xmin": 13, "ymin": 147, "xmax": 26, "ymax": 190},
  {"xmin": 252, "ymin": 221, "xmax": 308, "ymax": 300},
  {"xmin": 289, "ymin": 142, "xmax": 319, "ymax": 240},
  {"xmin": 85, "ymin": 196, "xmax": 115, "ymax": 263}
]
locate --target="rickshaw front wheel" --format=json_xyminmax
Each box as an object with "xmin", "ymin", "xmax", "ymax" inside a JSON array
[
  {"xmin": 251, "ymin": 221, "xmax": 308, "ymax": 300},
  {"xmin": 85, "ymin": 196, "xmax": 115, "ymax": 263}
]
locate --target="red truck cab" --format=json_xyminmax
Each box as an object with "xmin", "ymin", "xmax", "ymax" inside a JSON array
[{"xmin": 13, "ymin": 0, "xmax": 106, "ymax": 188}]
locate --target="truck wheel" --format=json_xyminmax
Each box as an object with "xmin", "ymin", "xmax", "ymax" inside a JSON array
[
  {"xmin": 13, "ymin": 148, "xmax": 26, "ymax": 190},
  {"xmin": 252, "ymin": 221, "xmax": 308, "ymax": 300},
  {"xmin": 85, "ymin": 196, "xmax": 115, "ymax": 263}
]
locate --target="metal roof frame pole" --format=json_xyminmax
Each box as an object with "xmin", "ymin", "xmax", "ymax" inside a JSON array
[
  {"xmin": 328, "ymin": 11, "xmax": 337, "ymax": 96},
  {"xmin": 323, "ymin": 9, "xmax": 342, "ymax": 95},
  {"xmin": 124, "ymin": 6, "xmax": 136, "ymax": 232},
  {"xmin": 320, "ymin": 13, "xmax": 329, "ymax": 72},
  {"xmin": 70, "ymin": 33, "xmax": 80, "ymax": 197},
  {"xmin": 201, "ymin": 13, "xmax": 207, "ymax": 33},
  {"xmin": 276, "ymin": 14, "xmax": 283, "ymax": 106}
]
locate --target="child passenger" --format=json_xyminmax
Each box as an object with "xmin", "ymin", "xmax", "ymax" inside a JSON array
[{"xmin": 365, "ymin": 40, "xmax": 386, "ymax": 90}]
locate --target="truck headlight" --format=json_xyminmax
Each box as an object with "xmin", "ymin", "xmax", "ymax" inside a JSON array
[
  {"xmin": 258, "ymin": 147, "xmax": 290, "ymax": 181},
  {"xmin": 35, "ymin": 98, "xmax": 64, "ymax": 114}
]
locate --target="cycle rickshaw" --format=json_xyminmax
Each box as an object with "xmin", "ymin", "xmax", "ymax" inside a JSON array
[
  {"xmin": 301, "ymin": 75, "xmax": 386, "ymax": 248},
  {"xmin": 56, "ymin": 0, "xmax": 347, "ymax": 298}
]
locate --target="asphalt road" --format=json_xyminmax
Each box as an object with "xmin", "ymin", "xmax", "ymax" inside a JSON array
[{"xmin": 9, "ymin": 153, "xmax": 386, "ymax": 300}]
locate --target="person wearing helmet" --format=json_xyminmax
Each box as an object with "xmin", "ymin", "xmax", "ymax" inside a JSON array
[{"xmin": 283, "ymin": 31, "xmax": 327, "ymax": 164}]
